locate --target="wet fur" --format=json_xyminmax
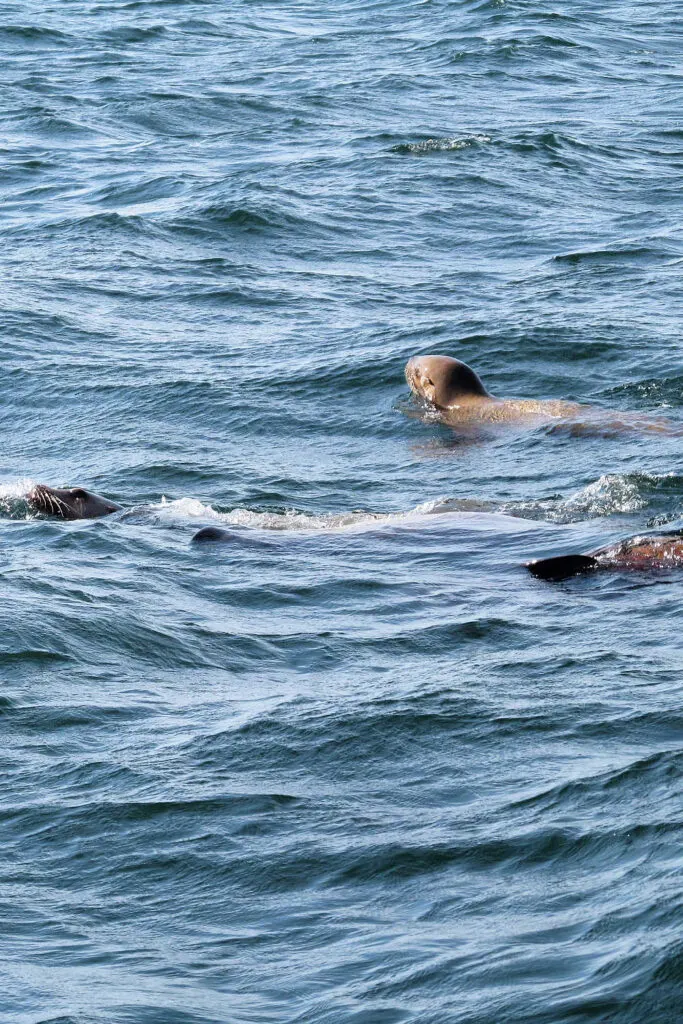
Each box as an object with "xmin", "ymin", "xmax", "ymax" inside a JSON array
[
  {"xmin": 27, "ymin": 484, "xmax": 121, "ymax": 520},
  {"xmin": 405, "ymin": 354, "xmax": 677, "ymax": 434},
  {"xmin": 528, "ymin": 533, "xmax": 683, "ymax": 580}
]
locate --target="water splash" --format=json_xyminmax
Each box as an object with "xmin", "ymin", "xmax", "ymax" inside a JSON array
[
  {"xmin": 392, "ymin": 134, "xmax": 491, "ymax": 154},
  {"xmin": 505, "ymin": 473, "xmax": 683, "ymax": 524},
  {"xmin": 0, "ymin": 478, "xmax": 36, "ymax": 518},
  {"xmin": 152, "ymin": 495, "xmax": 501, "ymax": 532},
  {"xmin": 560, "ymin": 474, "xmax": 649, "ymax": 517}
]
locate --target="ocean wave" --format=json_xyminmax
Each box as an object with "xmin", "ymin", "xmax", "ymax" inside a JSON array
[
  {"xmin": 553, "ymin": 245, "xmax": 673, "ymax": 266},
  {"xmin": 92, "ymin": 174, "xmax": 187, "ymax": 213},
  {"xmin": 510, "ymin": 749, "xmax": 683, "ymax": 815},
  {"xmin": 492, "ymin": 32, "xmax": 586, "ymax": 55},
  {"xmin": 0, "ymin": 25, "xmax": 71, "ymax": 47},
  {"xmin": 152, "ymin": 473, "xmax": 680, "ymax": 533},
  {"xmin": 166, "ymin": 199, "xmax": 323, "ymax": 239},
  {"xmin": 13, "ymin": 108, "xmax": 104, "ymax": 138},
  {"xmin": 392, "ymin": 134, "xmax": 491, "ymax": 155},
  {"xmin": 7, "ymin": 209, "xmax": 156, "ymax": 241},
  {"xmin": 96, "ymin": 25, "xmax": 168, "ymax": 45},
  {"xmin": 151, "ymin": 496, "xmax": 401, "ymax": 531},
  {"xmin": 150, "ymin": 495, "xmax": 535, "ymax": 533},
  {"xmin": 503, "ymin": 473, "xmax": 683, "ymax": 524},
  {"xmin": 602, "ymin": 374, "xmax": 683, "ymax": 408}
]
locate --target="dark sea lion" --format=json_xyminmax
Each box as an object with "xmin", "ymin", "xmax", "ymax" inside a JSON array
[
  {"xmin": 27, "ymin": 484, "xmax": 121, "ymax": 520},
  {"xmin": 404, "ymin": 355, "xmax": 675, "ymax": 433},
  {"xmin": 193, "ymin": 526, "xmax": 233, "ymax": 543},
  {"xmin": 192, "ymin": 525, "xmax": 274, "ymax": 548},
  {"xmin": 527, "ymin": 532, "xmax": 683, "ymax": 581}
]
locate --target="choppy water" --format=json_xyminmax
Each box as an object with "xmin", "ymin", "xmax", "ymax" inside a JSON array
[{"xmin": 2, "ymin": 2, "xmax": 683, "ymax": 1022}]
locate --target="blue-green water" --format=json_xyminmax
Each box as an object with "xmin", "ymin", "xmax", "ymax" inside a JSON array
[{"xmin": 2, "ymin": 2, "xmax": 683, "ymax": 1022}]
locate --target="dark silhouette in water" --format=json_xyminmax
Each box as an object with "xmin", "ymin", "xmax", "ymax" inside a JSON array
[
  {"xmin": 193, "ymin": 526, "xmax": 233, "ymax": 543},
  {"xmin": 192, "ymin": 525, "xmax": 275, "ymax": 548}
]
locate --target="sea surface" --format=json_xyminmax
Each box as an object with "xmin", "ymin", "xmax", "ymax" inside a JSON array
[{"xmin": 1, "ymin": 1, "xmax": 683, "ymax": 1022}]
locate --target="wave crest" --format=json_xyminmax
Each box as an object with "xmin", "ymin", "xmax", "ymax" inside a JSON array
[{"xmin": 392, "ymin": 134, "xmax": 491, "ymax": 155}]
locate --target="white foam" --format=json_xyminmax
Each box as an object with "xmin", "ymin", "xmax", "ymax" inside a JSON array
[
  {"xmin": 153, "ymin": 496, "xmax": 223, "ymax": 520},
  {"xmin": 561, "ymin": 474, "xmax": 647, "ymax": 517},
  {"xmin": 151, "ymin": 496, "xmax": 388, "ymax": 531},
  {"xmin": 150, "ymin": 495, "xmax": 530, "ymax": 534},
  {"xmin": 404, "ymin": 134, "xmax": 491, "ymax": 154}
]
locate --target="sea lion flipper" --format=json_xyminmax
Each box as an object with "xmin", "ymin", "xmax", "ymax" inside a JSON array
[{"xmin": 526, "ymin": 553, "xmax": 599, "ymax": 582}]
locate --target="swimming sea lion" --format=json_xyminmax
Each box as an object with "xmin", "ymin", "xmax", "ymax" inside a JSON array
[
  {"xmin": 27, "ymin": 484, "xmax": 121, "ymax": 520},
  {"xmin": 193, "ymin": 526, "xmax": 233, "ymax": 543},
  {"xmin": 404, "ymin": 355, "xmax": 675, "ymax": 433},
  {"xmin": 527, "ymin": 532, "xmax": 683, "ymax": 581},
  {"xmin": 192, "ymin": 525, "xmax": 274, "ymax": 548}
]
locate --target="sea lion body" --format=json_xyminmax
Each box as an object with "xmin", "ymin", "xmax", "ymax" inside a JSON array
[
  {"xmin": 192, "ymin": 525, "xmax": 274, "ymax": 548},
  {"xmin": 405, "ymin": 354, "xmax": 580, "ymax": 425},
  {"xmin": 437, "ymin": 396, "xmax": 579, "ymax": 426},
  {"xmin": 596, "ymin": 535, "xmax": 683, "ymax": 570},
  {"xmin": 27, "ymin": 484, "xmax": 121, "ymax": 520},
  {"xmin": 404, "ymin": 354, "xmax": 674, "ymax": 434},
  {"xmin": 528, "ymin": 532, "xmax": 683, "ymax": 581}
]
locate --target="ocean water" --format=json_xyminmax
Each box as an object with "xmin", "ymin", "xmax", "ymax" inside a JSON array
[{"xmin": 1, "ymin": 1, "xmax": 683, "ymax": 1021}]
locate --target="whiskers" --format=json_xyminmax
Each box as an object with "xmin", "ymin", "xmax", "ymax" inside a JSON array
[{"xmin": 28, "ymin": 486, "xmax": 72, "ymax": 519}]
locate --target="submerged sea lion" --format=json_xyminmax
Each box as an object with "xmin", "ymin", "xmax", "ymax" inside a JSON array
[
  {"xmin": 193, "ymin": 526, "xmax": 233, "ymax": 543},
  {"xmin": 27, "ymin": 484, "xmax": 121, "ymax": 520},
  {"xmin": 404, "ymin": 355, "xmax": 675, "ymax": 433},
  {"xmin": 192, "ymin": 525, "xmax": 274, "ymax": 548},
  {"xmin": 527, "ymin": 532, "xmax": 683, "ymax": 581}
]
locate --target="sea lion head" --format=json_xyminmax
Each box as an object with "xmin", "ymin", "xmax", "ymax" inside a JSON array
[
  {"xmin": 192, "ymin": 526, "xmax": 233, "ymax": 543},
  {"xmin": 27, "ymin": 484, "xmax": 121, "ymax": 520},
  {"xmin": 405, "ymin": 355, "xmax": 490, "ymax": 408}
]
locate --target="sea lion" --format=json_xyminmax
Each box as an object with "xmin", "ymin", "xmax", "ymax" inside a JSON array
[
  {"xmin": 404, "ymin": 354, "xmax": 675, "ymax": 433},
  {"xmin": 192, "ymin": 525, "xmax": 274, "ymax": 548},
  {"xmin": 527, "ymin": 532, "xmax": 683, "ymax": 581},
  {"xmin": 193, "ymin": 526, "xmax": 233, "ymax": 543},
  {"xmin": 27, "ymin": 484, "xmax": 121, "ymax": 520}
]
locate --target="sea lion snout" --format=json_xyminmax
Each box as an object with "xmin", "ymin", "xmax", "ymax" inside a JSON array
[
  {"xmin": 27, "ymin": 484, "xmax": 71, "ymax": 518},
  {"xmin": 405, "ymin": 357, "xmax": 437, "ymax": 405}
]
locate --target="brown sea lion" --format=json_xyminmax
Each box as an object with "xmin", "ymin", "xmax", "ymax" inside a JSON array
[
  {"xmin": 527, "ymin": 532, "xmax": 683, "ymax": 581},
  {"xmin": 404, "ymin": 354, "xmax": 675, "ymax": 433},
  {"xmin": 27, "ymin": 484, "xmax": 121, "ymax": 520}
]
